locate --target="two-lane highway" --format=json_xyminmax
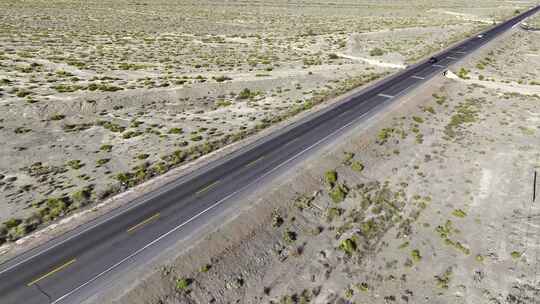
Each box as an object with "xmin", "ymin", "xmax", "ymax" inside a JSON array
[{"xmin": 1, "ymin": 5, "xmax": 539, "ymax": 303}]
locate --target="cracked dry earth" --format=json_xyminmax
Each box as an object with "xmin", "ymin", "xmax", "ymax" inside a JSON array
[{"xmin": 101, "ymin": 20, "xmax": 540, "ymax": 304}]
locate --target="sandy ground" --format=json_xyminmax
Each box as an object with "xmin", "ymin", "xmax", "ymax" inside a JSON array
[
  {"xmin": 91, "ymin": 19, "xmax": 540, "ymax": 304},
  {"xmin": 0, "ymin": 0, "xmax": 535, "ymax": 250}
]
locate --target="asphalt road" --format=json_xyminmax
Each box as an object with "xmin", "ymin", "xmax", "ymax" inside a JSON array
[{"xmin": 0, "ymin": 5, "xmax": 538, "ymax": 304}]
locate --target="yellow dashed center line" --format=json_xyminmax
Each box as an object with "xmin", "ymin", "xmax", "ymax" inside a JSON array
[
  {"xmin": 244, "ymin": 156, "xmax": 265, "ymax": 168},
  {"xmin": 196, "ymin": 180, "xmax": 220, "ymax": 195},
  {"xmin": 27, "ymin": 258, "xmax": 76, "ymax": 286},
  {"xmin": 127, "ymin": 213, "xmax": 160, "ymax": 233}
]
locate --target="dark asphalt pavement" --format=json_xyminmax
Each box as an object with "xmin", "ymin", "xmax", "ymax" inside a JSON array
[{"xmin": 0, "ymin": 5, "xmax": 538, "ymax": 303}]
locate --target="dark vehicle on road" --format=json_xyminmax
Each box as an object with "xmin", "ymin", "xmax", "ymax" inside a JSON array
[{"xmin": 428, "ymin": 57, "xmax": 438, "ymax": 64}]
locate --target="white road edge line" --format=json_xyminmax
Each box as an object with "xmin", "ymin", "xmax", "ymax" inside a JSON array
[
  {"xmin": 411, "ymin": 75, "xmax": 425, "ymax": 80},
  {"xmin": 455, "ymin": 51, "xmax": 466, "ymax": 54},
  {"xmin": 52, "ymin": 100, "xmax": 381, "ymax": 304},
  {"xmin": 377, "ymin": 93, "xmax": 394, "ymax": 99},
  {"xmin": 446, "ymin": 56, "xmax": 458, "ymax": 60},
  {"xmin": 432, "ymin": 64, "xmax": 446, "ymax": 68}
]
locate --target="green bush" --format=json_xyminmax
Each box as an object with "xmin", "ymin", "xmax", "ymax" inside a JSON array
[
  {"xmin": 190, "ymin": 135, "xmax": 203, "ymax": 141},
  {"xmin": 66, "ymin": 160, "xmax": 84, "ymax": 169},
  {"xmin": 351, "ymin": 161, "xmax": 364, "ymax": 172},
  {"xmin": 328, "ymin": 53, "xmax": 339, "ymax": 60},
  {"xmin": 412, "ymin": 116, "xmax": 424, "ymax": 123},
  {"xmin": 52, "ymin": 84, "xmax": 83, "ymax": 93},
  {"xmin": 237, "ymin": 88, "xmax": 256, "ymax": 99},
  {"xmin": 97, "ymin": 120, "xmax": 125, "ymax": 133},
  {"xmin": 411, "ymin": 249, "xmax": 422, "ymax": 262},
  {"xmin": 100, "ymin": 144, "xmax": 113, "ymax": 152},
  {"xmin": 369, "ymin": 48, "xmax": 384, "ymax": 56},
  {"xmin": 271, "ymin": 210, "xmax": 284, "ymax": 228},
  {"xmin": 329, "ymin": 184, "xmax": 348, "ymax": 203},
  {"xmin": 49, "ymin": 114, "xmax": 66, "ymax": 121},
  {"xmin": 283, "ymin": 230, "xmax": 297, "ymax": 244},
  {"xmin": 339, "ymin": 237, "xmax": 357, "ymax": 255},
  {"xmin": 3, "ymin": 218, "xmax": 21, "ymax": 229},
  {"xmin": 7, "ymin": 224, "xmax": 28, "ymax": 241},
  {"xmin": 216, "ymin": 99, "xmax": 232, "ymax": 107},
  {"xmin": 199, "ymin": 264, "xmax": 211, "ymax": 273},
  {"xmin": 377, "ymin": 128, "xmax": 394, "ymax": 144},
  {"xmin": 96, "ymin": 158, "xmax": 110, "ymax": 166},
  {"xmin": 457, "ymin": 68, "xmax": 470, "ymax": 79},
  {"xmin": 71, "ymin": 187, "xmax": 92, "ymax": 203},
  {"xmin": 325, "ymin": 170, "xmax": 337, "ymax": 186},
  {"xmin": 168, "ymin": 128, "xmax": 183, "ymax": 134},
  {"xmin": 136, "ymin": 154, "xmax": 150, "ymax": 160},
  {"xmin": 176, "ymin": 278, "xmax": 191, "ymax": 291},
  {"xmin": 122, "ymin": 130, "xmax": 142, "ymax": 139},
  {"xmin": 326, "ymin": 207, "xmax": 343, "ymax": 222},
  {"xmin": 451, "ymin": 209, "xmax": 467, "ymax": 218},
  {"xmin": 213, "ymin": 75, "xmax": 232, "ymax": 82}
]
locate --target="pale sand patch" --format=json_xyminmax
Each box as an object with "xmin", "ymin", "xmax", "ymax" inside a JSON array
[
  {"xmin": 431, "ymin": 9, "xmax": 495, "ymax": 24},
  {"xmin": 445, "ymin": 70, "xmax": 540, "ymax": 95},
  {"xmin": 336, "ymin": 53, "xmax": 407, "ymax": 69}
]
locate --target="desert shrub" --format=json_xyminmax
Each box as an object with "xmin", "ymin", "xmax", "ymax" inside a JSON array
[
  {"xmin": 328, "ymin": 53, "xmax": 339, "ymax": 59},
  {"xmin": 369, "ymin": 48, "xmax": 384, "ymax": 56},
  {"xmin": 411, "ymin": 249, "xmax": 422, "ymax": 262},
  {"xmin": 329, "ymin": 184, "xmax": 348, "ymax": 203},
  {"xmin": 16, "ymin": 90, "xmax": 32, "ymax": 98},
  {"xmin": 49, "ymin": 114, "xmax": 65, "ymax": 121},
  {"xmin": 326, "ymin": 207, "xmax": 343, "ymax": 222},
  {"xmin": 122, "ymin": 130, "xmax": 142, "ymax": 139},
  {"xmin": 190, "ymin": 134, "xmax": 203, "ymax": 141},
  {"xmin": 66, "ymin": 160, "xmax": 84, "ymax": 169},
  {"xmin": 215, "ymin": 99, "xmax": 232, "ymax": 107},
  {"xmin": 283, "ymin": 230, "xmax": 297, "ymax": 244},
  {"xmin": 55, "ymin": 70, "xmax": 73, "ymax": 77},
  {"xmin": 213, "ymin": 75, "xmax": 232, "ymax": 82},
  {"xmin": 199, "ymin": 264, "xmax": 211, "ymax": 273},
  {"xmin": 168, "ymin": 127, "xmax": 183, "ymax": 134},
  {"xmin": 71, "ymin": 187, "xmax": 92, "ymax": 204},
  {"xmin": 351, "ymin": 161, "xmax": 364, "ymax": 172},
  {"xmin": 52, "ymin": 84, "xmax": 83, "ymax": 93},
  {"xmin": 325, "ymin": 170, "xmax": 337, "ymax": 186},
  {"xmin": 119, "ymin": 63, "xmax": 148, "ymax": 70},
  {"xmin": 3, "ymin": 218, "xmax": 21, "ymax": 229},
  {"xmin": 237, "ymin": 88, "xmax": 256, "ymax": 99},
  {"xmin": 6, "ymin": 224, "xmax": 28, "ymax": 241},
  {"xmin": 136, "ymin": 154, "xmax": 149, "ymax": 160},
  {"xmin": 63, "ymin": 123, "xmax": 93, "ymax": 132},
  {"xmin": 412, "ymin": 116, "xmax": 424, "ymax": 123},
  {"xmin": 271, "ymin": 210, "xmax": 284, "ymax": 228},
  {"xmin": 97, "ymin": 184, "xmax": 120, "ymax": 199},
  {"xmin": 100, "ymin": 144, "xmax": 113, "ymax": 152},
  {"xmin": 96, "ymin": 158, "xmax": 110, "ymax": 166},
  {"xmin": 342, "ymin": 152, "xmax": 354, "ymax": 165},
  {"xmin": 452, "ymin": 209, "xmax": 467, "ymax": 218},
  {"xmin": 115, "ymin": 172, "xmax": 132, "ymax": 185},
  {"xmin": 339, "ymin": 237, "xmax": 357, "ymax": 255},
  {"xmin": 377, "ymin": 128, "xmax": 394, "ymax": 144},
  {"xmin": 176, "ymin": 278, "xmax": 191, "ymax": 291},
  {"xmin": 457, "ymin": 68, "xmax": 470, "ymax": 79},
  {"xmin": 96, "ymin": 120, "xmax": 125, "ymax": 133},
  {"xmin": 14, "ymin": 126, "xmax": 31, "ymax": 134}
]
